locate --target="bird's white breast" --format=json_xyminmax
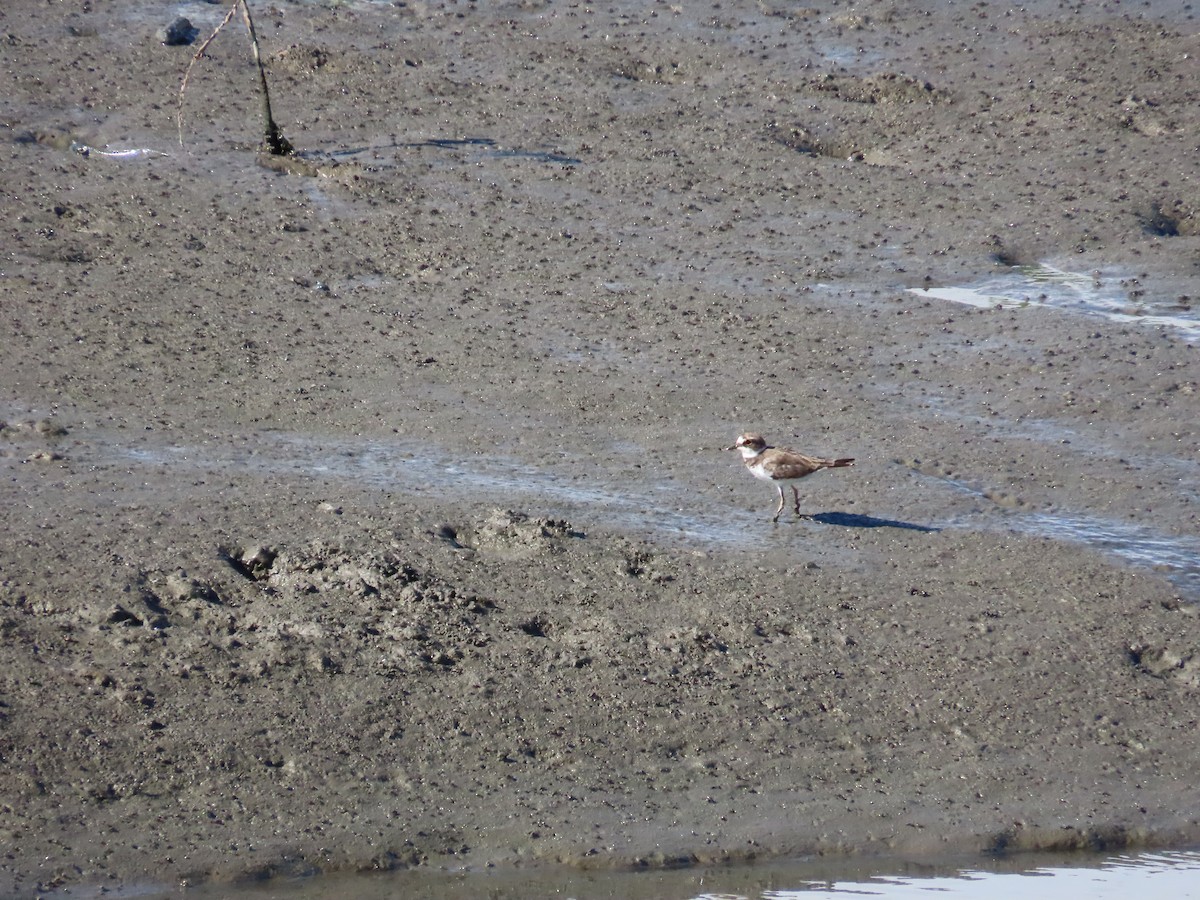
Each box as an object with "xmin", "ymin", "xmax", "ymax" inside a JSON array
[{"xmin": 746, "ymin": 459, "xmax": 778, "ymax": 483}]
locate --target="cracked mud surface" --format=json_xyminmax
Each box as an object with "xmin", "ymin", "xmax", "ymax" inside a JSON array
[{"xmin": 2, "ymin": 0, "xmax": 1199, "ymax": 895}]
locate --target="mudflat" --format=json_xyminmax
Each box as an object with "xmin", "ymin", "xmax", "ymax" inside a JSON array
[{"xmin": 2, "ymin": 0, "xmax": 1199, "ymax": 895}]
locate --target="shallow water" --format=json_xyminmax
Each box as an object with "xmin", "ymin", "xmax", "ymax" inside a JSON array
[
  {"xmin": 29, "ymin": 423, "xmax": 1194, "ymax": 601},
  {"xmin": 53, "ymin": 848, "xmax": 1200, "ymax": 900},
  {"xmin": 923, "ymin": 469, "xmax": 1200, "ymax": 599},
  {"xmin": 1016, "ymin": 511, "xmax": 1200, "ymax": 599},
  {"xmin": 113, "ymin": 432, "xmax": 773, "ymax": 550},
  {"xmin": 766, "ymin": 849, "xmax": 1200, "ymax": 900},
  {"xmin": 909, "ymin": 264, "xmax": 1200, "ymax": 339}
]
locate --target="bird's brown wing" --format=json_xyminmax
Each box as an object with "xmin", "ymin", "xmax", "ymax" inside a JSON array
[
  {"xmin": 765, "ymin": 451, "xmax": 855, "ymax": 479},
  {"xmin": 762, "ymin": 451, "xmax": 826, "ymax": 479}
]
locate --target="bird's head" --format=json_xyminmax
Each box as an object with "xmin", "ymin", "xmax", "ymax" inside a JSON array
[{"xmin": 726, "ymin": 432, "xmax": 769, "ymax": 457}]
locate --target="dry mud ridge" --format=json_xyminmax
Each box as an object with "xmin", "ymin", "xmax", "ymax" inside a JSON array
[{"xmin": 2, "ymin": 0, "xmax": 1200, "ymax": 895}]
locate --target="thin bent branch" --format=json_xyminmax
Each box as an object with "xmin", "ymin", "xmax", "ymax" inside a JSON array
[
  {"xmin": 177, "ymin": 0, "xmax": 293, "ymax": 155},
  {"xmin": 178, "ymin": 1, "xmax": 239, "ymax": 148}
]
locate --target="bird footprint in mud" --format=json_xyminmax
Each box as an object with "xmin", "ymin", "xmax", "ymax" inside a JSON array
[
  {"xmin": 1, "ymin": 418, "xmax": 68, "ymax": 462},
  {"xmin": 901, "ymin": 458, "xmax": 1031, "ymax": 510},
  {"xmin": 980, "ymin": 489, "xmax": 1030, "ymax": 509},
  {"xmin": 900, "ymin": 457, "xmax": 959, "ymax": 479}
]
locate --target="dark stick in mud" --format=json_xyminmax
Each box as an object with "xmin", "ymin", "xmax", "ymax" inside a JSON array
[{"xmin": 178, "ymin": 0, "xmax": 294, "ymax": 156}]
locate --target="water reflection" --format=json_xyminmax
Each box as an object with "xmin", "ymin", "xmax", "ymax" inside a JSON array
[
  {"xmin": 770, "ymin": 849, "xmax": 1200, "ymax": 899},
  {"xmin": 909, "ymin": 263, "xmax": 1200, "ymax": 339},
  {"xmin": 112, "ymin": 430, "xmax": 1199, "ymax": 596},
  {"xmin": 925, "ymin": 468, "xmax": 1200, "ymax": 599},
  {"xmin": 78, "ymin": 848, "xmax": 1200, "ymax": 900},
  {"xmin": 57, "ymin": 426, "xmax": 1199, "ymax": 597}
]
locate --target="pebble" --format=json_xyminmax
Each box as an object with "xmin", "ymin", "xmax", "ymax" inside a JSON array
[{"xmin": 158, "ymin": 16, "xmax": 197, "ymax": 46}]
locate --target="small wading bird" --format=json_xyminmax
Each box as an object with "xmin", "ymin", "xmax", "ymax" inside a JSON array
[{"xmin": 727, "ymin": 432, "xmax": 854, "ymax": 523}]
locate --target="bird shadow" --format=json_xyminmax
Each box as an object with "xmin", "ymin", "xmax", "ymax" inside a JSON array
[{"xmin": 798, "ymin": 511, "xmax": 941, "ymax": 532}]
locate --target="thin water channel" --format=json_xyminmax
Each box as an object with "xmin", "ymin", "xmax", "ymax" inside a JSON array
[
  {"xmin": 49, "ymin": 847, "xmax": 1200, "ymax": 899},
  {"xmin": 54, "ymin": 422, "xmax": 1198, "ymax": 601},
  {"xmin": 908, "ymin": 263, "xmax": 1200, "ymax": 340}
]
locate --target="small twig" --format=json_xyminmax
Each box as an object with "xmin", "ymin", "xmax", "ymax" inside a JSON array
[{"xmin": 178, "ymin": 1, "xmax": 239, "ymax": 148}]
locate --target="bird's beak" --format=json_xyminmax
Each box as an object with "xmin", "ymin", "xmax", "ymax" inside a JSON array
[{"xmin": 723, "ymin": 444, "xmax": 737, "ymax": 451}]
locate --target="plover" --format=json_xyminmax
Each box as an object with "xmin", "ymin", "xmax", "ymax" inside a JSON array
[{"xmin": 727, "ymin": 432, "xmax": 854, "ymax": 522}]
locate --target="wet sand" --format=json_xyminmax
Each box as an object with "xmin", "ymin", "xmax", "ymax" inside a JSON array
[{"xmin": 2, "ymin": 0, "xmax": 1199, "ymax": 895}]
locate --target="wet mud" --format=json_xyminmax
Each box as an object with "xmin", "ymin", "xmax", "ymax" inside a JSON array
[{"xmin": 2, "ymin": 0, "xmax": 1199, "ymax": 895}]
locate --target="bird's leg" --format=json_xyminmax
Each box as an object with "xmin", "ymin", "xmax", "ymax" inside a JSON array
[
  {"xmin": 791, "ymin": 486, "xmax": 813, "ymax": 519},
  {"xmin": 772, "ymin": 485, "xmax": 785, "ymax": 523}
]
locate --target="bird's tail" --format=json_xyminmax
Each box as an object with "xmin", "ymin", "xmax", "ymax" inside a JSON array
[{"xmin": 828, "ymin": 458, "xmax": 855, "ymax": 468}]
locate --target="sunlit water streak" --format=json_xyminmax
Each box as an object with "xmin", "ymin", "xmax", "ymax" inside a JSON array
[
  {"xmin": 118, "ymin": 435, "xmax": 772, "ymax": 550},
  {"xmin": 103, "ymin": 429, "xmax": 1200, "ymax": 598},
  {"xmin": 909, "ymin": 264, "xmax": 1200, "ymax": 339},
  {"xmin": 921, "ymin": 469, "xmax": 1200, "ymax": 600},
  {"xmin": 762, "ymin": 849, "xmax": 1200, "ymax": 900},
  {"xmin": 52, "ymin": 847, "xmax": 1200, "ymax": 900}
]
